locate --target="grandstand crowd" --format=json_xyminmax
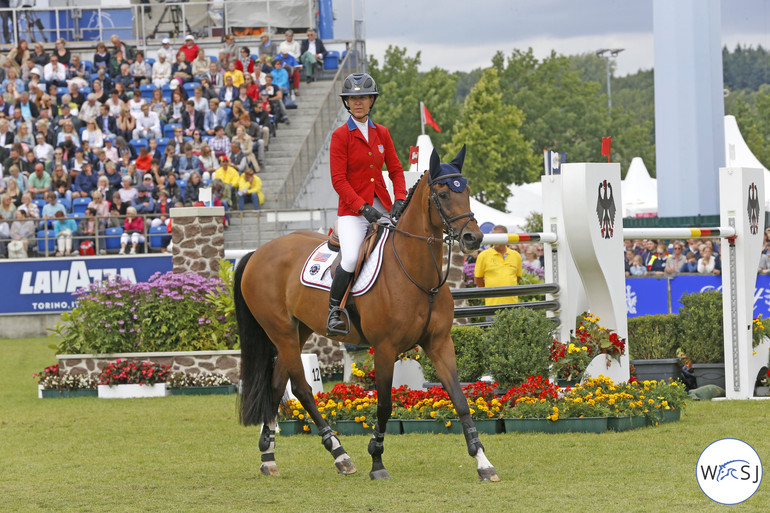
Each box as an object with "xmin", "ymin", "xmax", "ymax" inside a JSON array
[{"xmin": 0, "ymin": 29, "xmax": 328, "ymax": 257}]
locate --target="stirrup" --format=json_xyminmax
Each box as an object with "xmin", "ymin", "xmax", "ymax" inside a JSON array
[{"xmin": 326, "ymin": 307, "xmax": 350, "ymax": 337}]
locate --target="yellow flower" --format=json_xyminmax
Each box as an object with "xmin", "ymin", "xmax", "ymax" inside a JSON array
[
  {"xmin": 303, "ymin": 425, "xmax": 310, "ymax": 431},
  {"xmin": 430, "ymin": 411, "xmax": 437, "ymax": 419},
  {"xmin": 363, "ymin": 422, "xmax": 369, "ymax": 428},
  {"xmin": 298, "ymin": 414, "xmax": 305, "ymax": 420},
  {"xmin": 446, "ymin": 421, "xmax": 452, "ymax": 427}
]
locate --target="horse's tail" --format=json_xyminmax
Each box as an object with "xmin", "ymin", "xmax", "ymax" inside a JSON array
[{"xmin": 235, "ymin": 251, "xmax": 276, "ymax": 426}]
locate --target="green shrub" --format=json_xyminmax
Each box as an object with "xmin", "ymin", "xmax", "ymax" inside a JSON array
[
  {"xmin": 677, "ymin": 291, "xmax": 724, "ymax": 364},
  {"xmin": 421, "ymin": 325, "xmax": 486, "ymax": 382},
  {"xmin": 52, "ymin": 264, "xmax": 238, "ymax": 355},
  {"xmin": 627, "ymin": 314, "xmax": 682, "ymax": 360},
  {"xmin": 483, "ymin": 308, "xmax": 555, "ymax": 389}
]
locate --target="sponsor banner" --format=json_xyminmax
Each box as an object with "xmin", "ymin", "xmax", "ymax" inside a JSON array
[
  {"xmin": 0, "ymin": 256, "xmax": 172, "ymax": 315},
  {"xmin": 669, "ymin": 274, "xmax": 770, "ymax": 318},
  {"xmin": 625, "ymin": 277, "xmax": 669, "ymax": 317}
]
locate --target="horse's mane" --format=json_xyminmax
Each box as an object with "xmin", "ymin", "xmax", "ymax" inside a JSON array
[{"xmin": 400, "ymin": 171, "xmax": 427, "ymax": 215}]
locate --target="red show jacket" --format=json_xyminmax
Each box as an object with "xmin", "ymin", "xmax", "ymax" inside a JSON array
[{"xmin": 330, "ymin": 117, "xmax": 407, "ymax": 217}]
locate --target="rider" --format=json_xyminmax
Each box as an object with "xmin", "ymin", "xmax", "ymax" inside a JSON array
[{"xmin": 326, "ymin": 72, "xmax": 408, "ymax": 335}]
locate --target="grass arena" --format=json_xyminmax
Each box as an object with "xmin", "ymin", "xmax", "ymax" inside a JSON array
[{"xmin": 2, "ymin": 336, "xmax": 768, "ymax": 513}]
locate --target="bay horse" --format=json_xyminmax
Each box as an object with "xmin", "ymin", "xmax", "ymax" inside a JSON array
[{"xmin": 234, "ymin": 145, "xmax": 500, "ymax": 481}]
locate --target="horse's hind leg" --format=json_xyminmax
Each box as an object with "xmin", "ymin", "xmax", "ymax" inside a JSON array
[
  {"xmin": 423, "ymin": 335, "xmax": 500, "ymax": 482},
  {"xmin": 258, "ymin": 356, "xmax": 290, "ymax": 476},
  {"xmin": 281, "ymin": 342, "xmax": 357, "ymax": 475}
]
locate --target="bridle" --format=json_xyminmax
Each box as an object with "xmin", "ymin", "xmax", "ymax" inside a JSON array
[{"xmin": 379, "ymin": 172, "xmax": 476, "ymax": 342}]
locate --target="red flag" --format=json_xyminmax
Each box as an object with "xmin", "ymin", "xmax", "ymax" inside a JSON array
[
  {"xmin": 422, "ymin": 104, "xmax": 441, "ymax": 132},
  {"xmin": 601, "ymin": 137, "xmax": 612, "ymax": 162},
  {"xmin": 408, "ymin": 146, "xmax": 419, "ymax": 164}
]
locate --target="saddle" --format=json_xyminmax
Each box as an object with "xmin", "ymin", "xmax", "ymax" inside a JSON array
[{"xmin": 328, "ymin": 222, "xmax": 384, "ymax": 307}]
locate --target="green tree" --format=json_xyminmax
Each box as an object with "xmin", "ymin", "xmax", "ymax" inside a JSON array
[
  {"xmin": 368, "ymin": 46, "xmax": 459, "ymax": 164},
  {"xmin": 443, "ymin": 68, "xmax": 538, "ymax": 210}
]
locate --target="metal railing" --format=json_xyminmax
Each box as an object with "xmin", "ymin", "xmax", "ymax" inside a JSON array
[
  {"xmin": 277, "ymin": 51, "xmax": 361, "ymax": 209},
  {"xmin": 225, "ymin": 207, "xmax": 337, "ymax": 248}
]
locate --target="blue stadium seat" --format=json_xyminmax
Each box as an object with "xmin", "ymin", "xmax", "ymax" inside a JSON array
[
  {"xmin": 72, "ymin": 197, "xmax": 90, "ymax": 215},
  {"xmin": 79, "ymin": 126, "xmax": 87, "ymax": 138},
  {"xmin": 324, "ymin": 51, "xmax": 340, "ymax": 70},
  {"xmin": 68, "ymin": 212, "xmax": 84, "ymax": 219},
  {"xmin": 164, "ymin": 123, "xmax": 181, "ymax": 138},
  {"xmin": 201, "ymin": 135, "xmax": 214, "ymax": 145},
  {"xmin": 91, "ymin": 73, "xmax": 99, "ymax": 82},
  {"xmin": 33, "ymin": 198, "xmax": 46, "ymax": 211},
  {"xmin": 37, "ymin": 230, "xmax": 56, "ymax": 254},
  {"xmin": 105, "ymin": 227, "xmax": 123, "ymax": 252},
  {"xmin": 57, "ymin": 197, "xmax": 71, "ymax": 212},
  {"xmin": 148, "ymin": 225, "xmax": 170, "ymax": 251},
  {"xmin": 56, "ymin": 86, "xmax": 69, "ymax": 97},
  {"xmin": 79, "ymin": 86, "xmax": 92, "ymax": 95},
  {"xmin": 146, "ymin": 58, "xmax": 155, "ymax": 66},
  {"xmin": 182, "ymin": 82, "xmax": 201, "ymax": 96},
  {"xmin": 156, "ymin": 137, "xmax": 170, "ymax": 154},
  {"xmin": 139, "ymin": 84, "xmax": 156, "ymax": 102},
  {"xmin": 83, "ymin": 60, "xmax": 93, "ymax": 73},
  {"xmin": 161, "ymin": 84, "xmax": 173, "ymax": 103},
  {"xmin": 177, "ymin": 179, "xmax": 187, "ymax": 199},
  {"xmin": 129, "ymin": 138, "xmax": 149, "ymax": 152},
  {"xmin": 210, "ymin": 55, "xmax": 218, "ymax": 63},
  {"xmin": 221, "ymin": 107, "xmax": 231, "ymax": 125},
  {"xmin": 202, "ymin": 178, "xmax": 211, "ymax": 186}
]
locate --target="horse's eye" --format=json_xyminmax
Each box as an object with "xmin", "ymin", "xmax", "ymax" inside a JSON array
[{"xmin": 439, "ymin": 191, "xmax": 449, "ymax": 200}]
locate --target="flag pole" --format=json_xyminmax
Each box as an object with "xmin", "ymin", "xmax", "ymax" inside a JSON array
[{"xmin": 419, "ymin": 101, "xmax": 425, "ymax": 136}]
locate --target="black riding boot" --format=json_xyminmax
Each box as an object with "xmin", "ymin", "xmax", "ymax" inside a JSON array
[{"xmin": 327, "ymin": 268, "xmax": 354, "ymax": 336}]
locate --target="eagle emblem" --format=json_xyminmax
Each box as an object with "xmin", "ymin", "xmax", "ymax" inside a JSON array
[
  {"xmin": 747, "ymin": 182, "xmax": 760, "ymax": 235},
  {"xmin": 596, "ymin": 180, "xmax": 616, "ymax": 239}
]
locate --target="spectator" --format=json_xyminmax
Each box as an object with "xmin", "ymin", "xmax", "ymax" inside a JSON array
[
  {"xmin": 56, "ymin": 119, "xmax": 80, "ymax": 147},
  {"xmin": 648, "ymin": 243, "xmax": 668, "ymax": 273},
  {"xmin": 55, "ymin": 102, "xmax": 81, "ymax": 131},
  {"xmin": 81, "ymin": 118, "xmax": 105, "ymax": 149},
  {"xmin": 115, "ymin": 63, "xmax": 135, "ymax": 95},
  {"xmin": 273, "ymin": 53, "xmax": 297, "ymax": 91},
  {"xmin": 218, "ymin": 75, "xmax": 238, "ymax": 108},
  {"xmin": 629, "ymin": 254, "xmax": 647, "ymax": 276},
  {"xmin": 52, "ymin": 210, "xmax": 76, "ymax": 255},
  {"xmin": 130, "ymin": 51, "xmax": 152, "ymax": 86},
  {"xmin": 148, "ymin": 88, "xmax": 167, "ymax": 123},
  {"xmin": 118, "ymin": 205, "xmax": 144, "ymax": 254},
  {"xmin": 43, "ymin": 54, "xmax": 67, "ymax": 87},
  {"xmin": 665, "ymin": 241, "xmax": 687, "ymax": 274},
  {"xmin": 260, "ymin": 74, "xmax": 289, "ymax": 124},
  {"xmin": 31, "ymin": 42, "xmax": 49, "ymax": 67},
  {"xmin": 204, "ymin": 98, "xmax": 227, "ymax": 135},
  {"xmin": 133, "ymin": 103, "xmax": 161, "ymax": 140},
  {"xmin": 164, "ymin": 173, "xmax": 183, "ymax": 204},
  {"xmin": 116, "ymin": 106, "xmax": 135, "ymax": 141},
  {"xmin": 109, "ymin": 194, "xmax": 127, "ymax": 226},
  {"xmin": 93, "ymin": 42, "xmax": 111, "ymax": 72},
  {"xmin": 697, "ymin": 244, "xmax": 721, "ymax": 275},
  {"xmin": 200, "ymin": 76, "xmax": 218, "ymax": 100},
  {"xmin": 16, "ymin": 121, "xmax": 34, "ymax": 147},
  {"xmin": 258, "ymin": 32, "xmax": 277, "ymax": 59},
  {"xmin": 759, "ymin": 252, "xmax": 770, "ymax": 274},
  {"xmin": 110, "ymin": 34, "xmax": 136, "ymax": 64},
  {"xmin": 5, "ymin": 175, "xmax": 23, "ymax": 205},
  {"xmin": 152, "ymin": 53, "xmax": 172, "ymax": 88},
  {"xmin": 184, "ymin": 171, "xmax": 203, "ymax": 205},
  {"xmin": 236, "ymin": 85, "xmax": 253, "ymax": 111},
  {"xmin": 221, "ymin": 34, "xmax": 237, "ymax": 61},
  {"xmin": 192, "ymin": 49, "xmax": 211, "ymax": 82},
  {"xmin": 223, "ymin": 60, "xmax": 244, "ymax": 89},
  {"xmin": 128, "ymin": 91, "xmax": 146, "ymax": 119},
  {"xmin": 233, "ymin": 125, "xmax": 261, "ymax": 171},
  {"xmin": 243, "ymin": 73, "xmax": 261, "ymax": 100},
  {"xmin": 203, "ymin": 62, "xmax": 224, "ymax": 92},
  {"xmin": 191, "ymin": 85, "xmax": 209, "ymax": 113},
  {"xmin": 66, "ymin": 55, "xmax": 87, "ymax": 88},
  {"xmin": 134, "ymin": 146, "xmax": 152, "ymax": 174},
  {"xmin": 237, "ymin": 165, "xmax": 264, "ymax": 211},
  {"xmin": 16, "ymin": 90, "xmax": 39, "ymax": 122},
  {"xmin": 473, "ymin": 225, "xmax": 522, "ymax": 307},
  {"xmin": 53, "ymin": 38, "xmax": 71, "ymax": 66},
  {"xmin": 103, "ymin": 162, "xmax": 121, "ymax": 192},
  {"xmin": 147, "ymin": 137, "xmax": 161, "ymax": 160},
  {"xmin": 179, "ymin": 35, "xmax": 200, "ymax": 63},
  {"xmin": 175, "ymin": 143, "xmax": 199, "ymax": 179},
  {"xmin": 680, "ymin": 252, "xmax": 698, "ymax": 273},
  {"xmin": 133, "ymin": 185, "xmax": 155, "ymax": 215},
  {"xmin": 181, "ymin": 100, "xmax": 203, "ymax": 137},
  {"xmin": 171, "ymin": 52, "xmax": 192, "ymax": 85},
  {"xmin": 17, "ymin": 192, "xmax": 38, "ymax": 218},
  {"xmin": 28, "ymin": 164, "xmax": 51, "ymax": 199},
  {"xmin": 156, "ymin": 37, "xmax": 175, "ymax": 62},
  {"xmin": 0, "ymin": 193, "xmax": 15, "ymax": 238},
  {"xmin": 78, "ymin": 94, "xmax": 101, "ymax": 124},
  {"xmin": 209, "ymin": 125, "xmax": 231, "ymax": 159},
  {"xmin": 90, "ymin": 184, "xmax": 112, "ymax": 214},
  {"xmin": 118, "ymin": 176, "xmax": 138, "ymax": 205},
  {"xmin": 8, "ymin": 40, "xmax": 30, "ymax": 73},
  {"xmin": 160, "ymin": 144, "xmax": 178, "ymax": 176},
  {"xmin": 9, "ymin": 209, "xmax": 34, "ymax": 256},
  {"xmin": 0, "ymin": 118, "xmax": 14, "ymax": 146},
  {"xmin": 0, "ymin": 94, "xmax": 14, "ymax": 118},
  {"xmin": 1, "ymin": 67, "xmax": 25, "ymax": 94},
  {"xmin": 74, "ymin": 206, "xmax": 104, "ymax": 253},
  {"xmin": 278, "ymin": 29, "xmax": 301, "ymax": 59},
  {"xmin": 50, "ymin": 164, "xmax": 72, "ymax": 204},
  {"xmin": 151, "ymin": 187, "xmax": 173, "ymax": 228},
  {"xmin": 235, "ymin": 46, "xmax": 255, "ymax": 75},
  {"xmin": 96, "ymin": 104, "xmax": 117, "ymax": 138},
  {"xmin": 523, "ymin": 246, "xmax": 541, "ymax": 269},
  {"xmin": 103, "ymin": 136, "xmax": 119, "ymax": 162},
  {"xmin": 198, "ymin": 144, "xmax": 218, "ymax": 179}
]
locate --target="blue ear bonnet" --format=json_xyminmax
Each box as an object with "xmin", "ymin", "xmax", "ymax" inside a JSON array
[{"xmin": 429, "ymin": 145, "xmax": 467, "ymax": 193}]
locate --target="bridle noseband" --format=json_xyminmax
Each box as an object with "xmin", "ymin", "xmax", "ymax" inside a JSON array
[{"xmin": 428, "ymin": 172, "xmax": 476, "ymax": 244}]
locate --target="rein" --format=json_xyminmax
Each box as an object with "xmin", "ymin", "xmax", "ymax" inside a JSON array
[{"xmin": 378, "ymin": 172, "xmax": 476, "ymax": 343}]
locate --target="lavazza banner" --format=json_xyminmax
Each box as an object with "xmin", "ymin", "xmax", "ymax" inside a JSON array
[{"xmin": 0, "ymin": 256, "xmax": 172, "ymax": 315}]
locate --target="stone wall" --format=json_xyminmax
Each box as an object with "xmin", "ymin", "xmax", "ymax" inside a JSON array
[
  {"xmin": 170, "ymin": 206, "xmax": 225, "ymax": 279},
  {"xmin": 58, "ymin": 350, "xmax": 241, "ymax": 383}
]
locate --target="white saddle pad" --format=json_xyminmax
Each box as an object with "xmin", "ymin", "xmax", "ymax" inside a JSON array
[{"xmin": 300, "ymin": 230, "xmax": 389, "ymax": 296}]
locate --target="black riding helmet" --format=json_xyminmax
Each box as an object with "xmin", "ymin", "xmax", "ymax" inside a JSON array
[{"xmin": 340, "ymin": 72, "xmax": 379, "ymax": 113}]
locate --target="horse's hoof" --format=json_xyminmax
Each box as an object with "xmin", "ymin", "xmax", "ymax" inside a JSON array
[
  {"xmin": 260, "ymin": 463, "xmax": 280, "ymax": 476},
  {"xmin": 369, "ymin": 469, "xmax": 391, "ymax": 480},
  {"xmin": 335, "ymin": 456, "xmax": 357, "ymax": 475},
  {"xmin": 477, "ymin": 467, "xmax": 500, "ymax": 482}
]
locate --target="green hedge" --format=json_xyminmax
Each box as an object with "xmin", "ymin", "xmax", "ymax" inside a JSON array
[
  {"xmin": 627, "ymin": 314, "xmax": 682, "ymax": 360},
  {"xmin": 421, "ymin": 325, "xmax": 486, "ymax": 383}
]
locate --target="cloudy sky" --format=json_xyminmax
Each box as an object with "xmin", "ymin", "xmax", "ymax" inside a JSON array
[{"xmin": 332, "ymin": 0, "xmax": 770, "ymax": 76}]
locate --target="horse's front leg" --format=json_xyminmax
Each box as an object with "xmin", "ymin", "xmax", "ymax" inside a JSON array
[
  {"xmin": 369, "ymin": 346, "xmax": 397, "ymax": 480},
  {"xmin": 423, "ymin": 337, "xmax": 500, "ymax": 482}
]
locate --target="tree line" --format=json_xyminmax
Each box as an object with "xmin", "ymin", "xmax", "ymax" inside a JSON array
[{"xmin": 368, "ymin": 44, "xmax": 768, "ymax": 212}]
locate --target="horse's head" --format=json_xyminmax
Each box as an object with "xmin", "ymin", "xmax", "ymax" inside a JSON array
[{"xmin": 427, "ymin": 145, "xmax": 483, "ymax": 253}]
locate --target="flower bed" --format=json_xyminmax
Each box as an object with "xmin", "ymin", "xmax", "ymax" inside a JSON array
[{"xmin": 279, "ymin": 375, "xmax": 687, "ymax": 435}]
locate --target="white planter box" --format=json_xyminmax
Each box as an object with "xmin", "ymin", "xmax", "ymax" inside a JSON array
[{"xmin": 98, "ymin": 383, "xmax": 169, "ymax": 399}]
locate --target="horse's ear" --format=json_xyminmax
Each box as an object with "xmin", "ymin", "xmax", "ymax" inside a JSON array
[
  {"xmin": 450, "ymin": 144, "xmax": 466, "ymax": 173},
  {"xmin": 429, "ymin": 148, "xmax": 441, "ymax": 179}
]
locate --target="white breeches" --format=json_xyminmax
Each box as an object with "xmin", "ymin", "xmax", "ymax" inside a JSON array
[{"xmin": 337, "ymin": 197, "xmax": 387, "ymax": 273}]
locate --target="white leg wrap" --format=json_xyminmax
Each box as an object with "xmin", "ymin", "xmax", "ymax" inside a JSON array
[{"xmin": 474, "ymin": 448, "xmax": 493, "ymax": 470}]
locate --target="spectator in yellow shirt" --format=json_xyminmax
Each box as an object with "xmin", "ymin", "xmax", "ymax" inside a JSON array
[
  {"xmin": 212, "ymin": 156, "xmax": 240, "ymax": 188},
  {"xmin": 473, "ymin": 225, "xmax": 522, "ymax": 306},
  {"xmin": 223, "ymin": 61, "xmax": 244, "ymax": 88},
  {"xmin": 237, "ymin": 165, "xmax": 265, "ymax": 211}
]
